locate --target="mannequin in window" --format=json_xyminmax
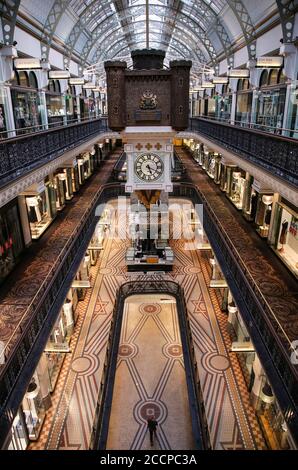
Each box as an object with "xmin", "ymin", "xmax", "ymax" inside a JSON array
[
  {"xmin": 278, "ymin": 220, "xmax": 288, "ymax": 253},
  {"xmin": 264, "ymin": 205, "xmax": 272, "ymax": 226},
  {"xmin": 250, "ymin": 192, "xmax": 258, "ymax": 221},
  {"xmin": 26, "ymin": 197, "xmax": 42, "ymax": 223}
]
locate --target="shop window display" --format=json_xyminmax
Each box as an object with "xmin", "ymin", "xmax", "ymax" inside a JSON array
[
  {"xmin": 236, "ymin": 79, "xmax": 252, "ymax": 125},
  {"xmin": 0, "ymin": 200, "xmax": 24, "ymax": 284},
  {"xmin": 65, "ymin": 86, "xmax": 78, "ymax": 123},
  {"xmin": 227, "ymin": 170, "xmax": 247, "ymax": 210},
  {"xmin": 25, "ymin": 187, "xmax": 52, "ymax": 239},
  {"xmin": 53, "ymin": 173, "xmax": 67, "ymax": 210},
  {"xmin": 255, "ymin": 377, "xmax": 293, "ymax": 449},
  {"xmin": 57, "ymin": 168, "xmax": 74, "ymax": 201},
  {"xmin": 254, "ymin": 68, "xmax": 286, "ymax": 133},
  {"xmin": 270, "ymin": 202, "xmax": 298, "ymax": 278},
  {"xmin": 46, "ymin": 79, "xmax": 65, "ymax": 126},
  {"xmin": 254, "ymin": 193, "xmax": 274, "ymax": 238},
  {"xmin": 7, "ymin": 410, "xmax": 29, "ymax": 450},
  {"xmin": 220, "ymin": 163, "xmax": 237, "ymax": 193},
  {"xmin": 22, "ymin": 376, "xmax": 46, "ymax": 441},
  {"xmin": 44, "ymin": 351, "xmax": 65, "ymax": 392},
  {"xmin": 11, "ymin": 71, "xmax": 41, "ymax": 132}
]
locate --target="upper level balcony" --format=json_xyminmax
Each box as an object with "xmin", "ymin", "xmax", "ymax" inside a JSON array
[
  {"xmin": 0, "ymin": 118, "xmax": 109, "ymax": 190},
  {"xmin": 189, "ymin": 117, "xmax": 298, "ymax": 188}
]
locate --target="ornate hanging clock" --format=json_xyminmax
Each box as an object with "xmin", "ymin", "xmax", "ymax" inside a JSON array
[{"xmin": 134, "ymin": 153, "xmax": 164, "ymax": 181}]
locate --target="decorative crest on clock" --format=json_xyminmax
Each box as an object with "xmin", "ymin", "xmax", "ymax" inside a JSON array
[{"xmin": 140, "ymin": 90, "xmax": 157, "ymax": 110}]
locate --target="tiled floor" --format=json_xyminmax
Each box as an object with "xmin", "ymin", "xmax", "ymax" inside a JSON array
[
  {"xmin": 29, "ymin": 200, "xmax": 266, "ymax": 451},
  {"xmin": 107, "ymin": 295, "xmax": 195, "ymax": 450}
]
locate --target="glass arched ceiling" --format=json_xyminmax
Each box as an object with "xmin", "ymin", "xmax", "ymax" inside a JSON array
[{"xmin": 63, "ymin": 0, "xmax": 236, "ymax": 67}]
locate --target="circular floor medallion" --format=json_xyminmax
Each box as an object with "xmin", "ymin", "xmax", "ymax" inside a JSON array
[
  {"xmin": 118, "ymin": 343, "xmax": 137, "ymax": 359},
  {"xmin": 71, "ymin": 356, "xmax": 92, "ymax": 374},
  {"xmin": 164, "ymin": 343, "xmax": 183, "ymax": 358},
  {"xmin": 139, "ymin": 304, "xmax": 161, "ymax": 315},
  {"xmin": 209, "ymin": 354, "xmax": 230, "ymax": 372}
]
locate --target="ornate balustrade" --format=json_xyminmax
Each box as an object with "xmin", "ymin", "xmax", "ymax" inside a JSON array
[
  {"xmin": 89, "ymin": 280, "xmax": 211, "ymax": 450},
  {"xmin": 189, "ymin": 118, "xmax": 298, "ymax": 187},
  {"xmin": 0, "ymin": 118, "xmax": 108, "ymax": 188}
]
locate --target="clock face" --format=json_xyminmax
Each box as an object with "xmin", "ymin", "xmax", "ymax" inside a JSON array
[{"xmin": 134, "ymin": 153, "xmax": 164, "ymax": 182}]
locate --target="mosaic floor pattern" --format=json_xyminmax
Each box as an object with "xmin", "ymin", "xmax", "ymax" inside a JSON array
[
  {"xmin": 107, "ymin": 295, "xmax": 195, "ymax": 450},
  {"xmin": 29, "ymin": 201, "xmax": 266, "ymax": 451}
]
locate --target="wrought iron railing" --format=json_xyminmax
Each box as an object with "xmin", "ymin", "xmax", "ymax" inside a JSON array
[
  {"xmin": 0, "ymin": 183, "xmax": 126, "ymax": 447},
  {"xmin": 189, "ymin": 117, "xmax": 298, "ymax": 187},
  {"xmin": 0, "ymin": 182, "xmax": 298, "ymax": 447},
  {"xmin": 89, "ymin": 280, "xmax": 211, "ymax": 450},
  {"xmin": 172, "ymin": 183, "xmax": 298, "ymax": 445},
  {"xmin": 0, "ymin": 118, "xmax": 108, "ymax": 188}
]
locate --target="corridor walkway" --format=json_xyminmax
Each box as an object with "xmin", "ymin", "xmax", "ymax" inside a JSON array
[
  {"xmin": 29, "ymin": 199, "xmax": 265, "ymax": 450},
  {"xmin": 106, "ymin": 295, "xmax": 195, "ymax": 450}
]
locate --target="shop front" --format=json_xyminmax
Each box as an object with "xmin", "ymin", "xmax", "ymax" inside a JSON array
[
  {"xmin": 227, "ymin": 298, "xmax": 296, "ymax": 449},
  {"xmin": 254, "ymin": 68, "xmax": 286, "ymax": 133},
  {"xmin": 236, "ymin": 79, "xmax": 252, "ymax": 125},
  {"xmin": 65, "ymin": 85, "xmax": 78, "ymax": 123},
  {"xmin": 216, "ymin": 84, "xmax": 232, "ymax": 121},
  {"xmin": 46, "ymin": 79, "xmax": 65, "ymax": 127},
  {"xmin": 11, "ymin": 71, "xmax": 42, "ymax": 133},
  {"xmin": 0, "ymin": 199, "xmax": 24, "ymax": 285},
  {"xmin": 0, "ymin": 87, "xmax": 8, "ymax": 138},
  {"xmin": 19, "ymin": 181, "xmax": 56, "ymax": 240},
  {"xmin": 269, "ymin": 199, "xmax": 298, "ymax": 278}
]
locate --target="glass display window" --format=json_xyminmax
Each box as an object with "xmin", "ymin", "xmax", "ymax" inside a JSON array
[
  {"xmin": 254, "ymin": 192, "xmax": 274, "ymax": 238},
  {"xmin": 227, "ymin": 169, "xmax": 247, "ymax": 210},
  {"xmin": 46, "ymin": 79, "xmax": 65, "ymax": 126},
  {"xmin": 24, "ymin": 186, "xmax": 52, "ymax": 239},
  {"xmin": 45, "ymin": 311, "xmax": 70, "ymax": 352},
  {"xmin": 65, "ymin": 86, "xmax": 78, "ymax": 123},
  {"xmin": 0, "ymin": 199, "xmax": 24, "ymax": 285},
  {"xmin": 254, "ymin": 377, "xmax": 293, "ymax": 449},
  {"xmin": 242, "ymin": 178, "xmax": 256, "ymax": 222},
  {"xmin": 0, "ymin": 91, "xmax": 7, "ymax": 138},
  {"xmin": 7, "ymin": 409, "xmax": 29, "ymax": 450},
  {"xmin": 270, "ymin": 201, "xmax": 298, "ymax": 278},
  {"xmin": 220, "ymin": 163, "xmax": 238, "ymax": 193},
  {"xmin": 11, "ymin": 71, "xmax": 42, "ymax": 133},
  {"xmin": 57, "ymin": 168, "xmax": 73, "ymax": 201},
  {"xmin": 83, "ymin": 154, "xmax": 92, "ymax": 179},
  {"xmin": 77, "ymin": 158, "xmax": 86, "ymax": 185},
  {"xmin": 45, "ymin": 177, "xmax": 58, "ymax": 220},
  {"xmin": 71, "ymin": 164, "xmax": 80, "ymax": 192},
  {"xmin": 44, "ymin": 351, "xmax": 65, "ymax": 392},
  {"xmin": 216, "ymin": 85, "xmax": 232, "ymax": 121},
  {"xmin": 53, "ymin": 173, "xmax": 66, "ymax": 211},
  {"xmin": 22, "ymin": 376, "xmax": 46, "ymax": 441}
]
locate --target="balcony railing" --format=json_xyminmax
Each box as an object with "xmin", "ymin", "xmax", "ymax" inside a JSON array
[
  {"xmin": 189, "ymin": 117, "xmax": 298, "ymax": 187},
  {"xmin": 0, "ymin": 118, "xmax": 108, "ymax": 189},
  {"xmin": 89, "ymin": 280, "xmax": 211, "ymax": 450},
  {"xmin": 0, "ymin": 183, "xmax": 297, "ymax": 447}
]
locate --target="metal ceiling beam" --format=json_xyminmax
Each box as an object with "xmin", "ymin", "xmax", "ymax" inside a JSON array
[
  {"xmin": 0, "ymin": 0, "xmax": 21, "ymax": 46},
  {"xmin": 40, "ymin": 0, "xmax": 68, "ymax": 62},
  {"xmin": 276, "ymin": 0, "xmax": 298, "ymax": 44},
  {"xmin": 80, "ymin": 4, "xmax": 219, "ymax": 66},
  {"xmin": 227, "ymin": 0, "xmax": 257, "ymax": 60},
  {"xmin": 64, "ymin": 1, "xmax": 232, "ymax": 67}
]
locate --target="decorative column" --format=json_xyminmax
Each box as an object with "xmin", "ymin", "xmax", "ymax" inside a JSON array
[
  {"xmin": 0, "ymin": 45, "xmax": 18, "ymax": 137},
  {"xmin": 229, "ymin": 78, "xmax": 238, "ymax": 125}
]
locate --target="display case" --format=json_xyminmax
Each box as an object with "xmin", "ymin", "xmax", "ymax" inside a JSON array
[
  {"xmin": 0, "ymin": 199, "xmax": 24, "ymax": 285},
  {"xmin": 45, "ymin": 311, "xmax": 70, "ymax": 352},
  {"xmin": 24, "ymin": 183, "xmax": 53, "ymax": 239},
  {"xmin": 7, "ymin": 410, "xmax": 29, "ymax": 450},
  {"xmin": 269, "ymin": 200, "xmax": 298, "ymax": 278},
  {"xmin": 22, "ymin": 377, "xmax": 46, "ymax": 441},
  {"xmin": 77, "ymin": 158, "xmax": 85, "ymax": 185},
  {"xmin": 227, "ymin": 169, "xmax": 247, "ymax": 210},
  {"xmin": 44, "ymin": 351, "xmax": 65, "ymax": 392},
  {"xmin": 57, "ymin": 168, "xmax": 73, "ymax": 201},
  {"xmin": 205, "ymin": 152, "xmax": 221, "ymax": 182},
  {"xmin": 53, "ymin": 173, "xmax": 66, "ymax": 211},
  {"xmin": 220, "ymin": 163, "xmax": 238, "ymax": 193},
  {"xmin": 254, "ymin": 192, "xmax": 274, "ymax": 238}
]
